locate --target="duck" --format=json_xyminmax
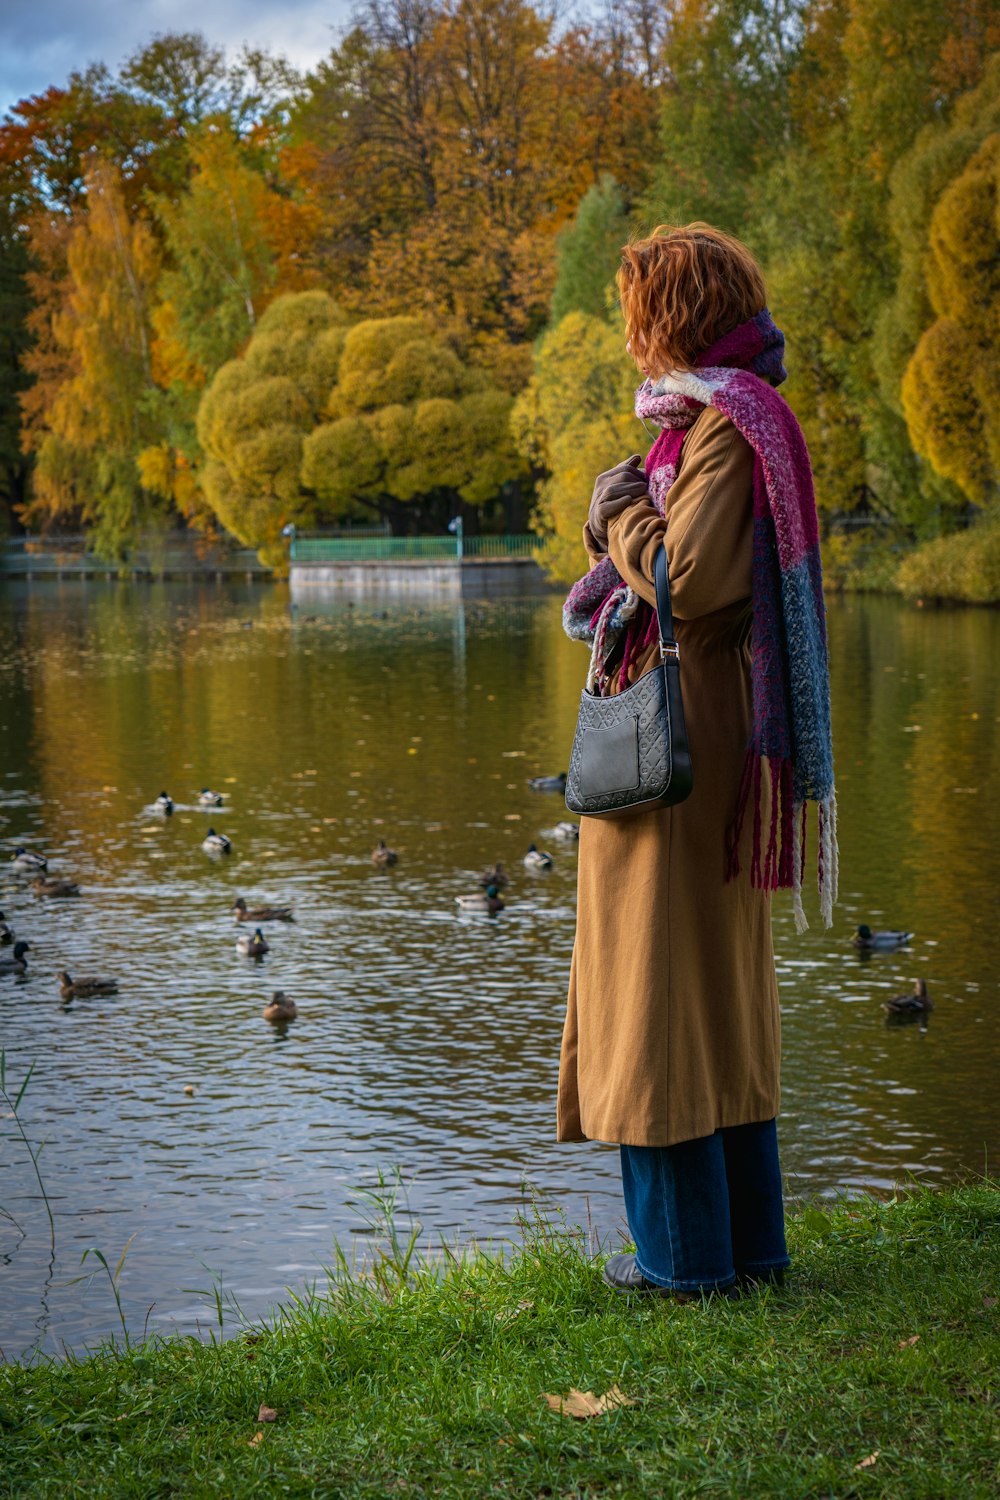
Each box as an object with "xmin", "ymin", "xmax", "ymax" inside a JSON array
[
  {"xmin": 456, "ymin": 884, "xmax": 505, "ymax": 914},
  {"xmin": 546, "ymin": 821, "xmax": 580, "ymax": 842},
  {"xmin": 236, "ymin": 927, "xmax": 269, "ymax": 958},
  {"xmin": 853, "ymin": 924, "xmax": 914, "ymax": 951},
  {"xmin": 0, "ymin": 911, "xmax": 14, "ymax": 946},
  {"xmin": 0, "ymin": 941, "xmax": 30, "ymax": 974},
  {"xmin": 524, "ymin": 843, "xmax": 553, "ymax": 870},
  {"xmin": 59, "ymin": 971, "xmax": 118, "ymax": 1000},
  {"xmin": 11, "ymin": 848, "xmax": 47, "ymax": 873},
  {"xmin": 233, "ymin": 897, "xmax": 293, "ymax": 923},
  {"xmin": 884, "ymin": 978, "xmax": 933, "ymax": 1019},
  {"xmin": 528, "ymin": 773, "xmax": 567, "ymax": 793},
  {"xmin": 371, "ymin": 839, "xmax": 398, "ymax": 867},
  {"xmin": 154, "ymin": 791, "xmax": 174, "ymax": 816},
  {"xmin": 33, "ymin": 877, "xmax": 81, "ymax": 898},
  {"xmin": 202, "ymin": 828, "xmax": 232, "ymax": 855},
  {"xmin": 263, "ymin": 991, "xmax": 297, "ymax": 1024},
  {"xmin": 198, "ymin": 788, "xmax": 224, "ymax": 807},
  {"xmin": 478, "ymin": 862, "xmax": 508, "ymax": 889}
]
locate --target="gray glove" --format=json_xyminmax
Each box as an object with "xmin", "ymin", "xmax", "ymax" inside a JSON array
[{"xmin": 587, "ymin": 454, "xmax": 649, "ymax": 550}]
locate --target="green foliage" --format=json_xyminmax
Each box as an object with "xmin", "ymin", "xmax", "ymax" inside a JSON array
[
  {"xmin": 197, "ymin": 291, "xmax": 351, "ymax": 564},
  {"xmin": 1, "ymin": 1185, "xmax": 998, "ymax": 1495},
  {"xmin": 897, "ymin": 517, "xmax": 1000, "ymax": 602},
  {"xmin": 512, "ymin": 310, "xmax": 638, "ymax": 581},
  {"xmin": 301, "ymin": 317, "xmax": 524, "ymax": 524},
  {"xmin": 549, "ymin": 177, "xmax": 629, "ymax": 326}
]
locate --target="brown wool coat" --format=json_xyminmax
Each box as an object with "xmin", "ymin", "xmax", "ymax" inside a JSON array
[{"xmin": 557, "ymin": 406, "xmax": 781, "ymax": 1148}]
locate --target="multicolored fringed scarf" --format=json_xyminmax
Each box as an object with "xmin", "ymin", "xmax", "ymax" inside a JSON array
[{"xmin": 562, "ymin": 308, "xmax": 837, "ymax": 932}]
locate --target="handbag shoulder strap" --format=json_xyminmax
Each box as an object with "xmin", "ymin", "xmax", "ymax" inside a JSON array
[{"xmin": 654, "ymin": 543, "xmax": 680, "ymax": 662}]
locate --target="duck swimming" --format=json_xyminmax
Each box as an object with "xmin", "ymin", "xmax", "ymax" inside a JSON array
[
  {"xmin": 233, "ymin": 897, "xmax": 293, "ymax": 923},
  {"xmin": 236, "ymin": 927, "xmax": 269, "ymax": 958},
  {"xmin": 154, "ymin": 791, "xmax": 174, "ymax": 816},
  {"xmin": 0, "ymin": 912, "xmax": 14, "ymax": 946},
  {"xmin": 528, "ymin": 773, "xmax": 567, "ymax": 793},
  {"xmin": 456, "ymin": 884, "xmax": 505, "ymax": 914},
  {"xmin": 11, "ymin": 848, "xmax": 47, "ymax": 873},
  {"xmin": 853, "ymin": 925, "xmax": 914, "ymax": 951},
  {"xmin": 478, "ymin": 862, "xmax": 508, "ymax": 889},
  {"xmin": 198, "ymin": 789, "xmax": 224, "ymax": 807},
  {"xmin": 545, "ymin": 821, "xmax": 580, "ymax": 842},
  {"xmin": 263, "ymin": 991, "xmax": 297, "ymax": 1023},
  {"xmin": 0, "ymin": 941, "xmax": 30, "ymax": 974},
  {"xmin": 202, "ymin": 829, "xmax": 232, "ymax": 855},
  {"xmin": 524, "ymin": 843, "xmax": 553, "ymax": 870},
  {"xmin": 33, "ymin": 877, "xmax": 81, "ymax": 898},
  {"xmin": 372, "ymin": 839, "xmax": 398, "ymax": 867},
  {"xmin": 883, "ymin": 978, "xmax": 933, "ymax": 1019},
  {"xmin": 59, "ymin": 971, "xmax": 118, "ymax": 1000}
]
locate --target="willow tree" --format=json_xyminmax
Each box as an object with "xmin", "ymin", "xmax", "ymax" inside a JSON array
[
  {"xmin": 197, "ymin": 291, "xmax": 351, "ymax": 564},
  {"xmin": 301, "ymin": 315, "xmax": 523, "ymax": 527}
]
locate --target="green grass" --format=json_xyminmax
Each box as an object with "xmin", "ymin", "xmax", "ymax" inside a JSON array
[{"xmin": 1, "ymin": 1185, "xmax": 998, "ymax": 1498}]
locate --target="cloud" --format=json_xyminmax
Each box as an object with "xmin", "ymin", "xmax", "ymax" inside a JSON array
[{"xmin": 0, "ymin": 0, "xmax": 353, "ymax": 115}]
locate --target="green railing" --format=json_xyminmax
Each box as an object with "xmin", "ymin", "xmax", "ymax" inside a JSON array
[{"xmin": 291, "ymin": 533, "xmax": 542, "ymax": 563}]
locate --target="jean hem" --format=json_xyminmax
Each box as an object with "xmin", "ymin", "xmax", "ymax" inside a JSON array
[
  {"xmin": 634, "ymin": 1253, "xmax": 736, "ymax": 1294},
  {"xmin": 736, "ymin": 1257, "xmax": 791, "ymax": 1274}
]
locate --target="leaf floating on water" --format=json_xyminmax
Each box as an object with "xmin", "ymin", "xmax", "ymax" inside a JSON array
[
  {"xmin": 542, "ymin": 1385, "xmax": 637, "ymax": 1419},
  {"xmin": 854, "ymin": 1451, "xmax": 879, "ymax": 1470},
  {"xmin": 258, "ymin": 1404, "xmax": 278, "ymax": 1423}
]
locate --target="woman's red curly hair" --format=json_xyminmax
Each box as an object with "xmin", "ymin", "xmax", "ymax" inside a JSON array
[{"xmin": 617, "ymin": 223, "xmax": 767, "ymax": 376}]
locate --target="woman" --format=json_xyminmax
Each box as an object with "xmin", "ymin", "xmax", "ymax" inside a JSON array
[{"xmin": 557, "ymin": 224, "xmax": 837, "ymax": 1299}]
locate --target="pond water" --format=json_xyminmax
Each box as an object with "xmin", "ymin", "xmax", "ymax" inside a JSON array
[{"xmin": 0, "ymin": 579, "xmax": 997, "ymax": 1358}]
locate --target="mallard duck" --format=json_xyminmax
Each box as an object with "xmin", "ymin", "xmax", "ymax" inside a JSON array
[
  {"xmin": 233, "ymin": 897, "xmax": 293, "ymax": 923},
  {"xmin": 371, "ymin": 839, "xmax": 398, "ymax": 867},
  {"xmin": 0, "ymin": 911, "xmax": 14, "ymax": 946},
  {"xmin": 154, "ymin": 791, "xmax": 174, "ymax": 816},
  {"xmin": 59, "ymin": 971, "xmax": 118, "ymax": 1000},
  {"xmin": 11, "ymin": 847, "xmax": 46, "ymax": 873},
  {"xmin": 524, "ymin": 843, "xmax": 553, "ymax": 870},
  {"xmin": 263, "ymin": 991, "xmax": 297, "ymax": 1024},
  {"xmin": 478, "ymin": 862, "xmax": 508, "ymax": 889},
  {"xmin": 853, "ymin": 924, "xmax": 914, "ymax": 951},
  {"xmin": 884, "ymin": 978, "xmax": 933, "ymax": 1018},
  {"xmin": 528, "ymin": 773, "xmax": 567, "ymax": 793},
  {"xmin": 544, "ymin": 821, "xmax": 580, "ymax": 842},
  {"xmin": 198, "ymin": 788, "xmax": 224, "ymax": 807},
  {"xmin": 33, "ymin": 877, "xmax": 80, "ymax": 898},
  {"xmin": 236, "ymin": 926, "xmax": 269, "ymax": 957},
  {"xmin": 0, "ymin": 941, "xmax": 30, "ymax": 974},
  {"xmin": 202, "ymin": 828, "xmax": 232, "ymax": 855},
  {"xmin": 456, "ymin": 884, "xmax": 505, "ymax": 914}
]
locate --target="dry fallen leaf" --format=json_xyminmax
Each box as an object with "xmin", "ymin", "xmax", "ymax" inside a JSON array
[
  {"xmin": 542, "ymin": 1385, "xmax": 637, "ymax": 1419},
  {"xmin": 249, "ymin": 1430, "xmax": 265, "ymax": 1447},
  {"xmin": 855, "ymin": 1451, "xmax": 880, "ymax": 1470},
  {"xmin": 258, "ymin": 1404, "xmax": 278, "ymax": 1423},
  {"xmin": 897, "ymin": 1335, "xmax": 920, "ymax": 1348},
  {"xmin": 983, "ymin": 1296, "xmax": 997, "ymax": 1309}
]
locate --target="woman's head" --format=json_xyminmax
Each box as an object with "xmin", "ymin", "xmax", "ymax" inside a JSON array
[{"xmin": 617, "ymin": 223, "xmax": 767, "ymax": 377}]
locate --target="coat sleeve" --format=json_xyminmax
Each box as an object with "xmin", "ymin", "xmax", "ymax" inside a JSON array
[{"xmin": 605, "ymin": 409, "xmax": 755, "ymax": 621}]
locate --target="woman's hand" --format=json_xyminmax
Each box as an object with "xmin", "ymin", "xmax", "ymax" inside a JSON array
[{"xmin": 586, "ymin": 455, "xmax": 649, "ymax": 552}]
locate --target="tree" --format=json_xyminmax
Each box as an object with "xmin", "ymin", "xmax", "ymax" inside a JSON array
[
  {"xmin": 301, "ymin": 315, "xmax": 524, "ymax": 529},
  {"xmin": 197, "ymin": 291, "xmax": 351, "ymax": 564},
  {"xmin": 511, "ymin": 309, "xmax": 638, "ymax": 580},
  {"xmin": 24, "ymin": 161, "xmax": 164, "ymax": 557},
  {"xmin": 549, "ymin": 176, "xmax": 630, "ymax": 326},
  {"xmin": 901, "ymin": 133, "xmax": 1000, "ymax": 506}
]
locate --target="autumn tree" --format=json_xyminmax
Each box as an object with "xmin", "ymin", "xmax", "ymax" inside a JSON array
[
  {"xmin": 549, "ymin": 176, "xmax": 630, "ymax": 325},
  {"xmin": 301, "ymin": 315, "xmax": 524, "ymax": 530},
  {"xmin": 25, "ymin": 161, "xmax": 164, "ymax": 557},
  {"xmin": 197, "ymin": 291, "xmax": 352, "ymax": 563}
]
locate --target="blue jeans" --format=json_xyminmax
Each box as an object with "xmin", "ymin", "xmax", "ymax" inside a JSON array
[{"xmin": 619, "ymin": 1118, "xmax": 790, "ymax": 1293}]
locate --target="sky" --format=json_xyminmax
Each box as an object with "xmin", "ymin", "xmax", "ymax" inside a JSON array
[{"xmin": 0, "ymin": 0, "xmax": 356, "ymax": 116}]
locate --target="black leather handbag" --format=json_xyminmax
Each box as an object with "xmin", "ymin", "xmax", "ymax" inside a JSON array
[{"xmin": 565, "ymin": 545, "xmax": 693, "ymax": 818}]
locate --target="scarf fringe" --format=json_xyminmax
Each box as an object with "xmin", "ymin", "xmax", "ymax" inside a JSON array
[{"xmin": 726, "ymin": 747, "xmax": 838, "ymax": 931}]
